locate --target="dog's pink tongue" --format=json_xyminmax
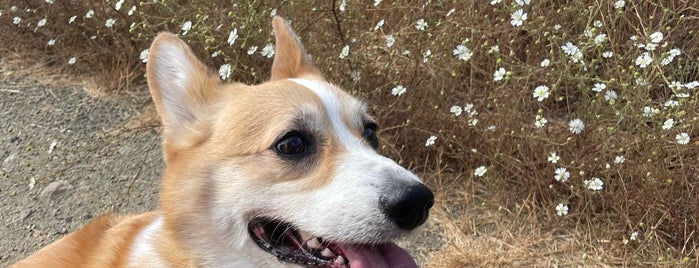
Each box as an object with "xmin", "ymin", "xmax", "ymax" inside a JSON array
[{"xmin": 341, "ymin": 243, "xmax": 418, "ymax": 268}]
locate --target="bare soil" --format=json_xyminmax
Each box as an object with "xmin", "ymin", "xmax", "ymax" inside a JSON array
[{"xmin": 0, "ymin": 71, "xmax": 442, "ymax": 266}]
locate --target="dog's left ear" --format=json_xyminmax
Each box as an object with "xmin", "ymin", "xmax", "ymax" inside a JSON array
[
  {"xmin": 146, "ymin": 33, "xmax": 221, "ymax": 152},
  {"xmin": 270, "ymin": 16, "xmax": 322, "ymax": 80}
]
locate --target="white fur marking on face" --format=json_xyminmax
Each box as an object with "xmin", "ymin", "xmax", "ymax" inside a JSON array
[
  {"xmin": 128, "ymin": 216, "xmax": 165, "ymax": 266},
  {"xmin": 288, "ymin": 79, "xmax": 362, "ymax": 149}
]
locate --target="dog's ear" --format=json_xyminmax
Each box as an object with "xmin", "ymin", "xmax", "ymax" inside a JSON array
[
  {"xmin": 270, "ymin": 16, "xmax": 322, "ymax": 80},
  {"xmin": 146, "ymin": 33, "xmax": 221, "ymax": 148}
]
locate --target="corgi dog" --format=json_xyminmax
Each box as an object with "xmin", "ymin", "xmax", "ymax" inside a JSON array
[{"xmin": 14, "ymin": 16, "xmax": 433, "ymax": 268}]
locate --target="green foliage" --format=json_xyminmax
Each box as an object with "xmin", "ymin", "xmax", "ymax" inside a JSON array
[{"xmin": 1, "ymin": 0, "xmax": 697, "ymax": 262}]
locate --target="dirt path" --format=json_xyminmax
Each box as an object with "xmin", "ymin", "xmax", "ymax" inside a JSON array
[
  {"xmin": 0, "ymin": 72, "xmax": 162, "ymax": 265},
  {"xmin": 0, "ymin": 72, "xmax": 441, "ymax": 266}
]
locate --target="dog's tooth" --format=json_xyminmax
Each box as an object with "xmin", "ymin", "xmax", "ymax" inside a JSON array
[
  {"xmin": 321, "ymin": 248, "xmax": 336, "ymax": 258},
  {"xmin": 334, "ymin": 255, "xmax": 346, "ymax": 264},
  {"xmin": 306, "ymin": 237, "xmax": 321, "ymax": 249}
]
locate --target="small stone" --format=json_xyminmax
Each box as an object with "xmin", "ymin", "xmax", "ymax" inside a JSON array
[
  {"xmin": 16, "ymin": 209, "xmax": 33, "ymax": 222},
  {"xmin": 6, "ymin": 134, "xmax": 19, "ymax": 143},
  {"xmin": 40, "ymin": 180, "xmax": 73, "ymax": 198}
]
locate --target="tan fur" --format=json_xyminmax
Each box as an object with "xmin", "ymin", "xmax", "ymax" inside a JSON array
[{"xmin": 13, "ymin": 212, "xmax": 158, "ymax": 268}]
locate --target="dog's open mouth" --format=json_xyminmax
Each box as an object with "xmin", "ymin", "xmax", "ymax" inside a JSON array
[{"xmin": 248, "ymin": 217, "xmax": 417, "ymax": 268}]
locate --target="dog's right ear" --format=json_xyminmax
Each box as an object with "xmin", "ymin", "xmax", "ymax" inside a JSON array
[
  {"xmin": 146, "ymin": 33, "xmax": 221, "ymax": 151},
  {"xmin": 270, "ymin": 16, "xmax": 322, "ymax": 80}
]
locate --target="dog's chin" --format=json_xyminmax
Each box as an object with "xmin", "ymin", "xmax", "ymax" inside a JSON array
[{"xmin": 247, "ymin": 217, "xmax": 417, "ymax": 268}]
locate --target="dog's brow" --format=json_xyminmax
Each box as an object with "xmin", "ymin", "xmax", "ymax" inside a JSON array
[{"xmin": 288, "ymin": 79, "xmax": 364, "ymax": 149}]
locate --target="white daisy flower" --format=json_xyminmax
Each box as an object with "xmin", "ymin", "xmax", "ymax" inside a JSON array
[
  {"xmin": 584, "ymin": 177, "xmax": 604, "ymax": 191},
  {"xmin": 630, "ymin": 232, "xmax": 639, "ymax": 241},
  {"xmin": 662, "ymin": 118, "xmax": 675, "ymax": 130},
  {"xmin": 664, "ymin": 100, "xmax": 679, "ymax": 107},
  {"xmin": 373, "ymin": 19, "xmax": 384, "ymax": 31},
  {"xmin": 540, "ymin": 59, "xmax": 550, "ymax": 67},
  {"xmin": 635, "ymin": 52, "xmax": 653, "ymax": 68},
  {"xmin": 115, "ymin": 0, "xmax": 124, "ymax": 10},
  {"xmin": 554, "ymin": 167, "xmax": 570, "ymax": 182},
  {"xmin": 227, "ymin": 29, "xmax": 238, "ymax": 46},
  {"xmin": 85, "ymin": 10, "xmax": 94, "ymax": 19},
  {"xmin": 68, "ymin": 57, "xmax": 77, "ymax": 65},
  {"xmin": 47, "ymin": 39, "xmax": 56, "ymax": 46},
  {"xmin": 391, "ymin": 85, "xmax": 406, "ymax": 96},
  {"xmin": 568, "ymin": 118, "xmax": 585, "ymax": 134},
  {"xmin": 247, "ymin": 46, "xmax": 258, "ymax": 55},
  {"xmin": 592, "ymin": 83, "xmax": 606, "ymax": 92},
  {"xmin": 474, "ymin": 166, "xmax": 487, "ymax": 177},
  {"xmin": 548, "ymin": 152, "xmax": 560, "ymax": 163},
  {"xmin": 555, "ymin": 203, "xmax": 569, "ymax": 216},
  {"xmin": 218, "ymin": 63, "xmax": 232, "ymax": 80},
  {"xmin": 493, "ymin": 67, "xmax": 507, "ymax": 81},
  {"xmin": 649, "ymin": 31, "xmax": 664, "ymax": 43},
  {"xmin": 422, "ymin": 49, "xmax": 431, "ymax": 63},
  {"xmin": 614, "ymin": 0, "xmax": 625, "ymax": 9},
  {"xmin": 510, "ymin": 9, "xmax": 527, "ymax": 27},
  {"xmin": 450, "ymin": 105, "xmax": 463, "ymax": 116},
  {"xmin": 261, "ymin": 43, "xmax": 275, "ymax": 58},
  {"xmin": 339, "ymin": 45, "xmax": 350, "ymax": 59},
  {"xmin": 105, "ymin": 18, "xmax": 116, "ymax": 28},
  {"xmin": 128, "ymin": 6, "xmax": 137, "ymax": 16},
  {"xmin": 533, "ymin": 85, "xmax": 550, "ymax": 102},
  {"xmin": 37, "ymin": 18, "xmax": 47, "ymax": 28},
  {"xmin": 534, "ymin": 114, "xmax": 548, "ymax": 128},
  {"xmin": 425, "ymin": 135, "xmax": 437, "ymax": 146},
  {"xmin": 604, "ymin": 90, "xmax": 618, "ymax": 102},
  {"xmin": 602, "ymin": 51, "xmax": 614, "ymax": 58},
  {"xmin": 676, "ymin": 132, "xmax": 690, "ymax": 145},
  {"xmin": 644, "ymin": 43, "xmax": 658, "ymax": 51},
  {"xmin": 385, "ymin": 35, "xmax": 395, "ymax": 48},
  {"xmin": 561, "ymin": 42, "xmax": 583, "ymax": 63},
  {"xmin": 614, "ymin": 155, "xmax": 625, "ymax": 164},
  {"xmin": 415, "ymin": 19, "xmax": 428, "ymax": 30},
  {"xmin": 594, "ymin": 34, "xmax": 607, "ymax": 44},
  {"xmin": 642, "ymin": 106, "xmax": 658, "ymax": 117},
  {"xmin": 453, "ymin": 44, "xmax": 473, "ymax": 61},
  {"xmin": 181, "ymin": 20, "xmax": 192, "ymax": 35},
  {"xmin": 139, "ymin": 49, "xmax": 149, "ymax": 63}
]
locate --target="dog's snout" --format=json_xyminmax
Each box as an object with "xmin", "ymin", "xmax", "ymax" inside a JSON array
[{"xmin": 381, "ymin": 183, "xmax": 434, "ymax": 230}]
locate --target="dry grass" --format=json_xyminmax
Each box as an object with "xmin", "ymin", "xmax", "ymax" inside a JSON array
[
  {"xmin": 425, "ymin": 172, "xmax": 698, "ymax": 266},
  {"xmin": 1, "ymin": 0, "xmax": 698, "ymax": 266}
]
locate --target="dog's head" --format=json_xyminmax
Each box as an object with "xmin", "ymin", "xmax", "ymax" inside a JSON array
[{"xmin": 146, "ymin": 17, "xmax": 433, "ymax": 268}]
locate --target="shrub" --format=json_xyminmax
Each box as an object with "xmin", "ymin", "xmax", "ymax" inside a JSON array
[{"xmin": 1, "ymin": 0, "xmax": 697, "ymax": 264}]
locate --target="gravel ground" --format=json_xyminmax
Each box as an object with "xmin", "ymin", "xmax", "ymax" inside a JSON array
[
  {"xmin": 0, "ymin": 72, "xmax": 442, "ymax": 266},
  {"xmin": 0, "ymin": 73, "xmax": 161, "ymax": 265}
]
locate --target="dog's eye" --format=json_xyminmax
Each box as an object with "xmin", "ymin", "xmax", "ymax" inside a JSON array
[
  {"xmin": 275, "ymin": 132, "xmax": 307, "ymax": 156},
  {"xmin": 363, "ymin": 123, "xmax": 379, "ymax": 149}
]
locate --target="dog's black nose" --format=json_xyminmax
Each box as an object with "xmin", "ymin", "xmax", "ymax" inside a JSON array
[{"xmin": 381, "ymin": 183, "xmax": 434, "ymax": 230}]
